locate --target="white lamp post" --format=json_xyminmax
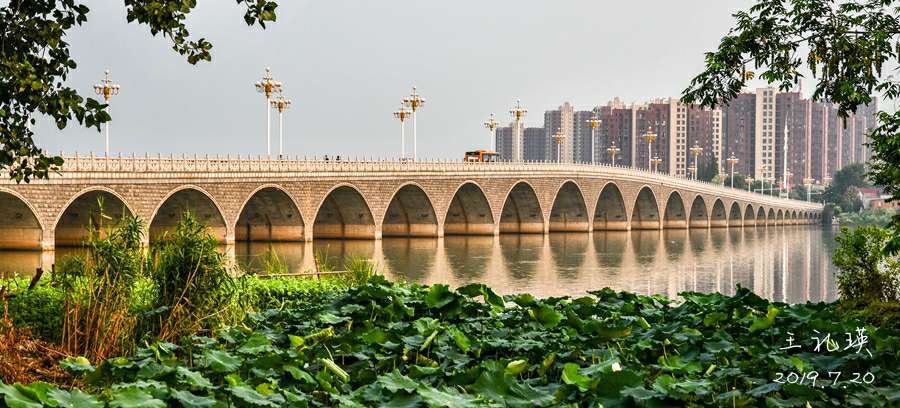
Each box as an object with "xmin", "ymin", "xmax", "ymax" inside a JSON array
[
  {"xmin": 93, "ymin": 69, "xmax": 121, "ymax": 156},
  {"xmin": 254, "ymin": 67, "xmax": 283, "ymax": 157}
]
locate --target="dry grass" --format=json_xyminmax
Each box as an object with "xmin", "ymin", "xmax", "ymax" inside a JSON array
[{"xmin": 1, "ymin": 296, "xmax": 73, "ymax": 386}]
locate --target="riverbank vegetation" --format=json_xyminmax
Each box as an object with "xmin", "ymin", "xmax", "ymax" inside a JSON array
[{"xmin": 0, "ymin": 213, "xmax": 898, "ymax": 406}]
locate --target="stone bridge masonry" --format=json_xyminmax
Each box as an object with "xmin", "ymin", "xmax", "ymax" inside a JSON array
[{"xmin": 0, "ymin": 155, "xmax": 823, "ymax": 250}]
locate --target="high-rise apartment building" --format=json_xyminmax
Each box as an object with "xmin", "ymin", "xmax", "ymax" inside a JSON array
[
  {"xmin": 686, "ymin": 106, "xmax": 723, "ymax": 177},
  {"xmin": 755, "ymin": 88, "xmax": 778, "ymax": 181},
  {"xmin": 597, "ymin": 98, "xmax": 634, "ymax": 167},
  {"xmin": 544, "ymin": 102, "xmax": 575, "ymax": 163},
  {"xmin": 722, "ymin": 93, "xmax": 757, "ymax": 178},
  {"xmin": 573, "ymin": 109, "xmax": 600, "ymax": 164},
  {"xmin": 523, "ymin": 127, "xmax": 547, "ymax": 162}
]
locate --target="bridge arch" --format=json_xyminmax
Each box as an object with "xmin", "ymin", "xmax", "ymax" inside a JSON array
[
  {"xmin": 235, "ymin": 185, "xmax": 305, "ymax": 242},
  {"xmin": 710, "ymin": 198, "xmax": 727, "ymax": 228},
  {"xmin": 767, "ymin": 208, "xmax": 776, "ymax": 226},
  {"xmin": 500, "ymin": 181, "xmax": 544, "ymax": 234},
  {"xmin": 593, "ymin": 182, "xmax": 628, "ymax": 231},
  {"xmin": 55, "ymin": 187, "xmax": 135, "ymax": 247},
  {"xmin": 150, "ymin": 185, "xmax": 227, "ymax": 243},
  {"xmin": 313, "ymin": 184, "xmax": 376, "ymax": 239},
  {"xmin": 630, "ymin": 186, "xmax": 660, "ymax": 230},
  {"xmin": 743, "ymin": 204, "xmax": 755, "ymax": 227},
  {"xmin": 689, "ymin": 195, "xmax": 709, "ymax": 228},
  {"xmin": 791, "ymin": 210, "xmax": 798, "ymax": 224},
  {"xmin": 382, "ymin": 183, "xmax": 439, "ymax": 237},
  {"xmin": 0, "ymin": 188, "xmax": 44, "ymax": 249},
  {"xmin": 549, "ymin": 180, "xmax": 589, "ymax": 232},
  {"xmin": 444, "ymin": 181, "xmax": 494, "ymax": 235},
  {"xmin": 757, "ymin": 207, "xmax": 767, "ymax": 226},
  {"xmin": 777, "ymin": 209, "xmax": 784, "ymax": 225},
  {"xmin": 663, "ymin": 191, "xmax": 687, "ymax": 229},
  {"xmin": 728, "ymin": 202, "xmax": 742, "ymax": 226}
]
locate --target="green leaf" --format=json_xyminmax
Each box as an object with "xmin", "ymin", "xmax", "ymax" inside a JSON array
[
  {"xmin": 229, "ymin": 385, "xmax": 279, "ymax": 407},
  {"xmin": 424, "ymin": 284, "xmax": 456, "ymax": 308},
  {"xmin": 417, "ymin": 385, "xmax": 479, "ymax": 407},
  {"xmin": 378, "ymin": 370, "xmax": 418, "ymax": 393},
  {"xmin": 201, "ymin": 349, "xmax": 242, "ymax": 373},
  {"xmin": 561, "ymin": 363, "xmax": 591, "ymax": 392},
  {"xmin": 505, "ymin": 359, "xmax": 528, "ymax": 376},
  {"xmin": 284, "ymin": 365, "xmax": 316, "ymax": 385},
  {"xmin": 47, "ymin": 388, "xmax": 102, "ymax": 408},
  {"xmin": 59, "ymin": 356, "xmax": 95, "ymax": 374},
  {"xmin": 176, "ymin": 366, "xmax": 213, "ymax": 389},
  {"xmin": 530, "ymin": 304, "xmax": 563, "ymax": 329},
  {"xmin": 447, "ymin": 326, "xmax": 471, "ymax": 352},
  {"xmin": 321, "ymin": 358, "xmax": 350, "ymax": 383},
  {"xmin": 749, "ymin": 304, "xmax": 780, "ymax": 333},
  {"xmin": 171, "ymin": 390, "xmax": 216, "ymax": 408},
  {"xmin": 0, "ymin": 383, "xmax": 42, "ymax": 408},
  {"xmin": 108, "ymin": 388, "xmax": 166, "ymax": 408}
]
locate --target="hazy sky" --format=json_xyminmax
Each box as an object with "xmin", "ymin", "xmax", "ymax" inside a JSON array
[{"xmin": 34, "ymin": 0, "xmax": 769, "ymax": 159}]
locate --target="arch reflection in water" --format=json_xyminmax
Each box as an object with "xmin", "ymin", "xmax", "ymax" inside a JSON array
[{"xmin": 4, "ymin": 227, "xmax": 839, "ymax": 304}]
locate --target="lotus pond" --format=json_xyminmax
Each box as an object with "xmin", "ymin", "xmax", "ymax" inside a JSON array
[{"xmin": 1, "ymin": 276, "xmax": 899, "ymax": 407}]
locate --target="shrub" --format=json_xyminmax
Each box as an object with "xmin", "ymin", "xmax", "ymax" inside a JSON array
[
  {"xmin": 4, "ymin": 283, "xmax": 64, "ymax": 344},
  {"xmin": 833, "ymin": 225, "xmax": 900, "ymax": 303},
  {"xmin": 58, "ymin": 213, "xmax": 147, "ymax": 362},
  {"xmin": 237, "ymin": 276, "xmax": 346, "ymax": 312},
  {"xmin": 145, "ymin": 212, "xmax": 235, "ymax": 342}
]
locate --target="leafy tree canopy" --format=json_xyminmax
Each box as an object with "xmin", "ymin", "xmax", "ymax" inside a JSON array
[
  {"xmin": 0, "ymin": 0, "xmax": 278, "ymax": 182},
  {"xmin": 823, "ymin": 163, "xmax": 871, "ymax": 212},
  {"xmin": 681, "ymin": 0, "xmax": 900, "ymax": 251}
]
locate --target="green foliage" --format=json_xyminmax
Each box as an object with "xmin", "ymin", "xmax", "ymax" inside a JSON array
[
  {"xmin": 680, "ymin": 0, "xmax": 900, "ymax": 251},
  {"xmin": 57, "ymin": 214, "xmax": 148, "ymax": 360},
  {"xmin": 696, "ymin": 159, "xmax": 718, "ymax": 182},
  {"xmin": 833, "ymin": 225, "xmax": 900, "ymax": 303},
  {"xmin": 0, "ymin": 0, "xmax": 277, "ymax": 182},
  {"xmin": 13, "ymin": 279, "xmax": 899, "ymax": 407},
  {"xmin": 236, "ymin": 276, "xmax": 346, "ymax": 312},
  {"xmin": 146, "ymin": 212, "xmax": 235, "ymax": 342},
  {"xmin": 823, "ymin": 164, "xmax": 870, "ymax": 213},
  {"xmin": 4, "ymin": 283, "xmax": 64, "ymax": 343},
  {"xmin": 840, "ymin": 208, "xmax": 898, "ymax": 226}
]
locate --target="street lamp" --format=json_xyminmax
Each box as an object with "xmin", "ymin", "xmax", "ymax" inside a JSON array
[
  {"xmin": 393, "ymin": 104, "xmax": 412, "ymax": 159},
  {"xmin": 784, "ymin": 170, "xmax": 793, "ymax": 198},
  {"xmin": 757, "ymin": 165, "xmax": 768, "ymax": 194},
  {"xmin": 746, "ymin": 176, "xmax": 754, "ymax": 193},
  {"xmin": 402, "ymin": 86, "xmax": 426, "ymax": 161},
  {"xmin": 726, "ymin": 152, "xmax": 739, "ymax": 188},
  {"xmin": 803, "ymin": 177, "xmax": 814, "ymax": 202},
  {"xmin": 553, "ymin": 128, "xmax": 566, "ymax": 163},
  {"xmin": 587, "ymin": 113, "xmax": 602, "ymax": 165},
  {"xmin": 689, "ymin": 142, "xmax": 704, "ymax": 180},
  {"xmin": 483, "ymin": 113, "xmax": 499, "ymax": 152},
  {"xmin": 606, "ymin": 143, "xmax": 620, "ymax": 166},
  {"xmin": 93, "ymin": 69, "xmax": 121, "ymax": 156},
  {"xmin": 688, "ymin": 163, "xmax": 698, "ymax": 180},
  {"xmin": 509, "ymin": 99, "xmax": 527, "ymax": 162},
  {"xmin": 650, "ymin": 155, "xmax": 662, "ymax": 173},
  {"xmin": 254, "ymin": 67, "xmax": 283, "ymax": 157},
  {"xmin": 270, "ymin": 94, "xmax": 292, "ymax": 159},
  {"xmin": 642, "ymin": 125, "xmax": 657, "ymax": 170}
]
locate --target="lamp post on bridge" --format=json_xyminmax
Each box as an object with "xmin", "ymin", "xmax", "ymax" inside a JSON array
[
  {"xmin": 393, "ymin": 104, "xmax": 412, "ymax": 160},
  {"xmin": 93, "ymin": 69, "xmax": 121, "ymax": 156},
  {"xmin": 746, "ymin": 176, "xmax": 754, "ymax": 193},
  {"xmin": 509, "ymin": 99, "xmax": 527, "ymax": 162},
  {"xmin": 688, "ymin": 163, "xmax": 698, "ymax": 180},
  {"xmin": 606, "ymin": 143, "xmax": 620, "ymax": 166},
  {"xmin": 483, "ymin": 113, "xmax": 499, "ymax": 152},
  {"xmin": 650, "ymin": 155, "xmax": 662, "ymax": 173},
  {"xmin": 270, "ymin": 94, "xmax": 292, "ymax": 159},
  {"xmin": 254, "ymin": 67, "xmax": 283, "ymax": 157},
  {"xmin": 402, "ymin": 86, "xmax": 426, "ymax": 161},
  {"xmin": 587, "ymin": 113, "xmax": 602, "ymax": 165},
  {"xmin": 803, "ymin": 177, "xmax": 814, "ymax": 202},
  {"xmin": 726, "ymin": 152, "xmax": 739, "ymax": 189},
  {"xmin": 553, "ymin": 128, "xmax": 566, "ymax": 163},
  {"xmin": 689, "ymin": 142, "xmax": 703, "ymax": 180},
  {"xmin": 642, "ymin": 125, "xmax": 657, "ymax": 170}
]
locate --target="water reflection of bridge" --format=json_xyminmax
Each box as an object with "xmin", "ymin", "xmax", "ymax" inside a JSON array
[
  {"xmin": 0, "ymin": 157, "xmax": 822, "ymax": 250},
  {"xmin": 231, "ymin": 226, "xmax": 835, "ymax": 303}
]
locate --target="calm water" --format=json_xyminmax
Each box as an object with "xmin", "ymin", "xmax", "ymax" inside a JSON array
[{"xmin": 1, "ymin": 227, "xmax": 838, "ymax": 304}]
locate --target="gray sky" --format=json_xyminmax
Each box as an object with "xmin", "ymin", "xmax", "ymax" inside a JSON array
[{"xmin": 34, "ymin": 0, "xmax": 763, "ymax": 159}]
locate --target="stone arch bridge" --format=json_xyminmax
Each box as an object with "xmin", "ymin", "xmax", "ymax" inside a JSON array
[{"xmin": 0, "ymin": 155, "xmax": 822, "ymax": 250}]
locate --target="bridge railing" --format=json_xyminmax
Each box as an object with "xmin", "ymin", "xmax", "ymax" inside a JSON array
[{"xmin": 44, "ymin": 153, "xmax": 820, "ymax": 209}]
